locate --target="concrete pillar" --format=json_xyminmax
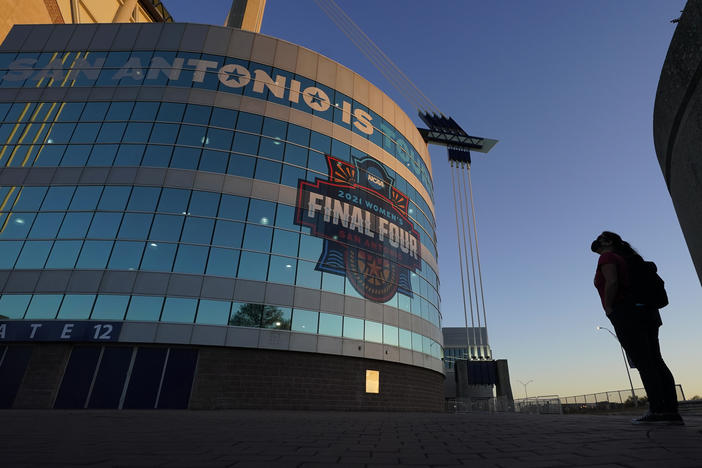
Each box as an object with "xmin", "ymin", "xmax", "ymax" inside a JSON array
[{"xmin": 112, "ymin": 0, "xmax": 138, "ymax": 23}]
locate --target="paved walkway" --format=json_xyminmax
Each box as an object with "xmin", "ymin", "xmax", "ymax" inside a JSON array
[{"xmin": 2, "ymin": 410, "xmax": 702, "ymax": 467}]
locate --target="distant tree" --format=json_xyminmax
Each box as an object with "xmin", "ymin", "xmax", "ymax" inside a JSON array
[
  {"xmin": 690, "ymin": 395, "xmax": 702, "ymax": 401},
  {"xmin": 229, "ymin": 303, "xmax": 291, "ymax": 329}
]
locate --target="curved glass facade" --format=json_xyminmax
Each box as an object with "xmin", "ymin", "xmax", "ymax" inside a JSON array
[{"xmin": 0, "ymin": 23, "xmax": 443, "ymax": 375}]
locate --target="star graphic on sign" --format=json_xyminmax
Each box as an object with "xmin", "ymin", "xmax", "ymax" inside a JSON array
[
  {"xmin": 223, "ymin": 68, "xmax": 247, "ymax": 84},
  {"xmin": 309, "ymin": 91, "xmax": 325, "ymax": 106},
  {"xmin": 365, "ymin": 258, "xmax": 384, "ymax": 278}
]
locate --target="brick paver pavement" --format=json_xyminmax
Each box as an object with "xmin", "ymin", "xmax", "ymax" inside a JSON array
[{"xmin": 1, "ymin": 410, "xmax": 701, "ymax": 467}]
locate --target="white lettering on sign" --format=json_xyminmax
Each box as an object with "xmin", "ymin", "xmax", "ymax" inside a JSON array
[
  {"xmin": 93, "ymin": 324, "xmax": 113, "ymax": 340},
  {"xmin": 60, "ymin": 323, "xmax": 74, "ymax": 339},
  {"xmin": 29, "ymin": 323, "xmax": 42, "ymax": 338}
]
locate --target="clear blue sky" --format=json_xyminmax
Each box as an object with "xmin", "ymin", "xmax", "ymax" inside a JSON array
[{"xmin": 166, "ymin": 0, "xmax": 701, "ymax": 399}]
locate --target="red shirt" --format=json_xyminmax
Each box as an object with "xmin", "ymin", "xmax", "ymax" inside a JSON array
[{"xmin": 594, "ymin": 252, "xmax": 630, "ymax": 309}]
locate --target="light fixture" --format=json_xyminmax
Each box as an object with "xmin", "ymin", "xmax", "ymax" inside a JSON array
[
  {"xmin": 285, "ymin": 264, "xmax": 292, "ymax": 269},
  {"xmin": 149, "ymin": 242, "xmax": 158, "ymax": 247},
  {"xmin": 260, "ymin": 217, "xmax": 269, "ymax": 225},
  {"xmin": 15, "ymin": 218, "xmax": 25, "ymax": 224}
]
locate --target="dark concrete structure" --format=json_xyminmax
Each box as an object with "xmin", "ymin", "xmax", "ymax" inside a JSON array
[{"xmin": 654, "ymin": 0, "xmax": 702, "ymax": 286}]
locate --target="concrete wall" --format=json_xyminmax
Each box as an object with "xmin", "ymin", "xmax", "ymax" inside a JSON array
[{"xmin": 653, "ymin": 0, "xmax": 702, "ymax": 286}]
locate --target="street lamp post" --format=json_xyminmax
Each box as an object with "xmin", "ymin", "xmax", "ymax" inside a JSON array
[
  {"xmin": 518, "ymin": 379, "xmax": 533, "ymax": 400},
  {"xmin": 596, "ymin": 326, "xmax": 637, "ymax": 407}
]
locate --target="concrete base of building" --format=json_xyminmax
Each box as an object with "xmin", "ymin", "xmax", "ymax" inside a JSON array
[{"xmin": 1, "ymin": 342, "xmax": 445, "ymax": 412}]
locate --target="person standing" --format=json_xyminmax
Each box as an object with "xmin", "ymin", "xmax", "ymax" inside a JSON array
[{"xmin": 591, "ymin": 231, "xmax": 683, "ymax": 425}]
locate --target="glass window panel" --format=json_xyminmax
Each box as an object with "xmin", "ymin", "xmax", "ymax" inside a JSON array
[
  {"xmin": 108, "ymin": 241, "xmax": 144, "ymax": 270},
  {"xmin": 0, "ymin": 294, "xmax": 32, "ymax": 319},
  {"xmin": 45, "ymin": 123, "xmax": 75, "ymax": 143},
  {"xmin": 45, "ymin": 240, "xmax": 82, "ymax": 268},
  {"xmin": 0, "ymin": 241, "xmax": 23, "ymax": 268},
  {"xmin": 343, "ymin": 316, "xmax": 364, "ymax": 340},
  {"xmin": 173, "ymin": 244, "xmax": 208, "ymax": 274},
  {"xmin": 76, "ymin": 240, "xmax": 113, "ymax": 269},
  {"xmin": 318, "ymin": 312, "xmax": 342, "ymax": 337},
  {"xmin": 398, "ymin": 293, "xmax": 411, "ymax": 313},
  {"xmin": 205, "ymin": 247, "xmax": 238, "ymax": 277},
  {"xmin": 218, "ymin": 194, "xmax": 248, "ymax": 221},
  {"xmin": 271, "ymin": 230, "xmax": 298, "ymax": 256},
  {"xmin": 60, "ymin": 144, "xmax": 91, "ymax": 166},
  {"xmin": 295, "ymin": 259, "xmax": 321, "ymax": 289},
  {"xmin": 274, "ymin": 205, "xmax": 298, "ymax": 231},
  {"xmin": 236, "ymin": 112, "xmax": 262, "ymax": 133},
  {"xmin": 57, "ymin": 294, "xmax": 95, "ymax": 319},
  {"xmin": 131, "ymin": 101, "xmax": 159, "ymax": 121},
  {"xmin": 344, "ymin": 278, "xmax": 363, "ymax": 299},
  {"xmin": 157, "ymin": 188, "xmax": 190, "ymax": 214},
  {"xmin": 80, "ymin": 102, "xmax": 109, "ymax": 121},
  {"xmin": 310, "ymin": 131, "xmax": 331, "ymax": 154},
  {"xmin": 161, "ymin": 297, "xmax": 197, "ymax": 323},
  {"xmin": 198, "ymin": 149, "xmax": 227, "ymax": 173},
  {"xmin": 127, "ymin": 186, "xmax": 160, "ymax": 212},
  {"xmin": 114, "ymin": 145, "xmax": 146, "ymax": 166},
  {"xmin": 205, "ymin": 128, "xmax": 233, "ymax": 150},
  {"xmin": 123, "ymin": 122, "xmax": 153, "ymax": 142},
  {"xmin": 229, "ymin": 302, "xmax": 262, "ymax": 327},
  {"xmin": 365, "ymin": 321, "xmax": 383, "ymax": 344},
  {"xmin": 57, "ymin": 212, "xmax": 92, "ymax": 238},
  {"xmin": 98, "ymin": 186, "xmax": 131, "ymax": 211},
  {"xmin": 140, "ymin": 241, "xmax": 176, "ymax": 271},
  {"xmin": 267, "ymin": 256, "xmax": 296, "ymax": 285},
  {"xmin": 188, "ymin": 191, "xmax": 219, "ymax": 217},
  {"xmin": 149, "ymin": 123, "xmax": 179, "ymax": 144},
  {"xmin": 70, "ymin": 122, "xmax": 100, "ymax": 143},
  {"xmin": 105, "ymin": 102, "xmax": 134, "ymax": 121},
  {"xmin": 12, "ymin": 186, "xmax": 47, "ymax": 210},
  {"xmin": 87, "ymin": 212, "xmax": 123, "ymax": 238},
  {"xmin": 242, "ymin": 225, "xmax": 272, "ymax": 251},
  {"xmin": 28, "ymin": 212, "xmax": 64, "ymax": 238},
  {"xmin": 142, "ymin": 144, "xmax": 172, "ymax": 167},
  {"xmin": 254, "ymin": 159, "xmax": 281, "ymax": 183},
  {"xmin": 183, "ymin": 104, "xmax": 211, "ymax": 125},
  {"xmin": 171, "ymin": 146, "xmax": 200, "ymax": 170},
  {"xmin": 210, "ymin": 108, "xmax": 237, "ymax": 129},
  {"xmin": 231, "ymin": 132, "xmax": 259, "ymax": 154},
  {"xmin": 322, "ymin": 272, "xmax": 345, "ymax": 295},
  {"xmin": 181, "ymin": 217, "xmax": 214, "ymax": 244},
  {"xmin": 125, "ymin": 296, "xmax": 163, "ymax": 321},
  {"xmin": 262, "ymin": 306, "xmax": 291, "ymax": 330},
  {"xmin": 291, "ymin": 308, "xmax": 318, "ymax": 334},
  {"xmin": 40, "ymin": 186, "xmax": 74, "ymax": 210},
  {"xmin": 258, "ymin": 137, "xmax": 284, "ymax": 161},
  {"xmin": 411, "ymin": 332, "xmax": 423, "ymax": 352},
  {"xmin": 283, "ymin": 143, "xmax": 307, "ymax": 166},
  {"xmin": 15, "ymin": 240, "xmax": 52, "ymax": 268},
  {"xmin": 383, "ymin": 324, "xmax": 399, "ymax": 346},
  {"xmin": 196, "ymin": 299, "xmax": 231, "ymax": 325},
  {"xmin": 149, "ymin": 214, "xmax": 184, "ymax": 242},
  {"xmin": 212, "ymin": 220, "xmax": 243, "ymax": 248},
  {"xmin": 91, "ymin": 294, "xmax": 129, "ymax": 320},
  {"xmin": 0, "ymin": 212, "xmax": 35, "ymax": 239},
  {"xmin": 247, "ymin": 199, "xmax": 275, "ymax": 225},
  {"xmin": 56, "ymin": 102, "xmax": 85, "ymax": 121},
  {"xmin": 34, "ymin": 144, "xmax": 66, "ymax": 166},
  {"xmin": 226, "ymin": 153, "xmax": 255, "ymax": 177},
  {"xmin": 117, "ymin": 213, "xmax": 153, "ymax": 240},
  {"xmin": 286, "ymin": 124, "xmax": 309, "ymax": 146},
  {"xmin": 399, "ymin": 329, "xmax": 412, "ymax": 349},
  {"xmin": 307, "ymin": 151, "xmax": 327, "ymax": 174},
  {"xmin": 237, "ymin": 251, "xmax": 268, "ymax": 281},
  {"xmin": 69, "ymin": 186, "xmax": 102, "ymax": 210},
  {"xmin": 298, "ymin": 234, "xmax": 322, "ymax": 260},
  {"xmin": 261, "ymin": 118, "xmax": 286, "ymax": 139},
  {"xmin": 176, "ymin": 124, "xmax": 206, "ymax": 147},
  {"xmin": 86, "ymin": 144, "xmax": 118, "ymax": 166},
  {"xmin": 156, "ymin": 102, "xmax": 185, "ymax": 122},
  {"xmin": 280, "ymin": 164, "xmax": 305, "ymax": 188},
  {"xmin": 25, "ymin": 294, "xmax": 63, "ymax": 319}
]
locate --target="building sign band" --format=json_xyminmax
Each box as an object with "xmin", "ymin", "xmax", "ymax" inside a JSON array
[
  {"xmin": 295, "ymin": 155, "xmax": 421, "ymax": 302},
  {"xmin": 0, "ymin": 321, "xmax": 122, "ymax": 342}
]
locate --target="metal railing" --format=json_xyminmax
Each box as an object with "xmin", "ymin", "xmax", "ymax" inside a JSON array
[
  {"xmin": 513, "ymin": 395, "xmax": 563, "ymax": 414},
  {"xmin": 559, "ymin": 385, "xmax": 685, "ymax": 414},
  {"xmin": 446, "ymin": 396, "xmax": 514, "ymax": 413}
]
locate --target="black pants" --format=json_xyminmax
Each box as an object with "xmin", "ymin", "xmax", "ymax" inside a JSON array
[{"xmin": 609, "ymin": 309, "xmax": 678, "ymax": 413}]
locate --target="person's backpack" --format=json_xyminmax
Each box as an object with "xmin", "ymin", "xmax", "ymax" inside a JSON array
[{"xmin": 628, "ymin": 259, "xmax": 668, "ymax": 309}]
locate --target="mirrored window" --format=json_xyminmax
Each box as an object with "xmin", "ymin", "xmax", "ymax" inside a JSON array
[
  {"xmin": 57, "ymin": 294, "xmax": 95, "ymax": 319},
  {"xmin": 91, "ymin": 294, "xmax": 129, "ymax": 320},
  {"xmin": 343, "ymin": 316, "xmax": 364, "ymax": 340},
  {"xmin": 318, "ymin": 312, "xmax": 342, "ymax": 337},
  {"xmin": 291, "ymin": 308, "xmax": 318, "ymax": 334},
  {"xmin": 196, "ymin": 299, "xmax": 230, "ymax": 325},
  {"xmin": 125, "ymin": 295, "xmax": 163, "ymax": 321}
]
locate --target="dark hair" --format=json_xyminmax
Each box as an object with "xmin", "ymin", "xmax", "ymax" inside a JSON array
[{"xmin": 591, "ymin": 231, "xmax": 643, "ymax": 262}]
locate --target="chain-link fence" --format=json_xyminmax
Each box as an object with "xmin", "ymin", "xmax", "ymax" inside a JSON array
[
  {"xmin": 446, "ymin": 396, "xmax": 515, "ymax": 413},
  {"xmin": 513, "ymin": 395, "xmax": 563, "ymax": 414}
]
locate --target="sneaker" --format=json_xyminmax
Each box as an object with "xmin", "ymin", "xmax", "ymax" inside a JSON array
[{"xmin": 631, "ymin": 411, "xmax": 685, "ymax": 426}]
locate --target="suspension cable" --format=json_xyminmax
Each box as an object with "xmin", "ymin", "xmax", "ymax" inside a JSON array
[
  {"xmin": 450, "ymin": 162, "xmax": 471, "ymax": 357},
  {"xmin": 455, "ymin": 162, "xmax": 478, "ymax": 351},
  {"xmin": 467, "ymin": 165, "xmax": 488, "ymax": 343}
]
